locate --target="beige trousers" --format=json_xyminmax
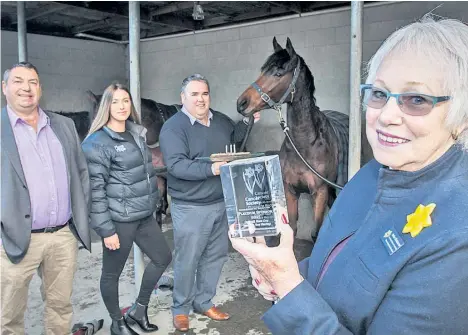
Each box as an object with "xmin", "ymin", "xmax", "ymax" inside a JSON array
[{"xmin": 1, "ymin": 225, "xmax": 78, "ymax": 335}]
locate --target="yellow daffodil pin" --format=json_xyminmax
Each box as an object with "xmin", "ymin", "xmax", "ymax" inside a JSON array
[{"xmin": 402, "ymin": 203, "xmax": 436, "ymax": 238}]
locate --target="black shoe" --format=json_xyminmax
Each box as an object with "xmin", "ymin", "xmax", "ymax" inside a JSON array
[
  {"xmin": 125, "ymin": 303, "xmax": 159, "ymax": 332},
  {"xmin": 110, "ymin": 318, "xmax": 139, "ymax": 335}
]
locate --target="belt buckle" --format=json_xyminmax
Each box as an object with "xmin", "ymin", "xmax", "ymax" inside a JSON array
[{"xmin": 260, "ymin": 92, "xmax": 271, "ymax": 103}]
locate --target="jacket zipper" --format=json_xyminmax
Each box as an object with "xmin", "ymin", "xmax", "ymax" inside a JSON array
[
  {"xmin": 315, "ymin": 230, "xmax": 356, "ymax": 289},
  {"xmin": 114, "ymin": 129, "xmax": 151, "ymax": 217},
  {"xmin": 130, "ymin": 132, "xmax": 153, "ymax": 208},
  {"xmin": 141, "ymin": 138, "xmax": 152, "ymax": 206},
  {"xmin": 123, "ymin": 199, "xmax": 129, "ymax": 216}
]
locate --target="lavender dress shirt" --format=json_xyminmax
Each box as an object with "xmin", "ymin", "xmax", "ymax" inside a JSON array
[{"xmin": 7, "ymin": 106, "xmax": 71, "ymax": 230}]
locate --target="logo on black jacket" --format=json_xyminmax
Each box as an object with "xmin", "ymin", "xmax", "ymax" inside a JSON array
[{"xmin": 115, "ymin": 144, "xmax": 126, "ymax": 152}]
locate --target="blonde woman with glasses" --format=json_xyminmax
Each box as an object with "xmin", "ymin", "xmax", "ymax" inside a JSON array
[
  {"xmin": 82, "ymin": 83, "xmax": 172, "ymax": 335},
  {"xmin": 230, "ymin": 16, "xmax": 468, "ymax": 335}
]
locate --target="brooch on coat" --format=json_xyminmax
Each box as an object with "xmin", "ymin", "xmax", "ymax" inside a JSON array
[{"xmin": 402, "ymin": 203, "xmax": 436, "ymax": 238}]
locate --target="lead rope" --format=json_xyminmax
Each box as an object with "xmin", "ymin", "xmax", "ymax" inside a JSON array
[
  {"xmin": 239, "ymin": 115, "xmax": 254, "ymax": 152},
  {"xmin": 274, "ymin": 106, "xmax": 344, "ymax": 190}
]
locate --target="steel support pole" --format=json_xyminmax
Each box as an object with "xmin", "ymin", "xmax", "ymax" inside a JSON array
[
  {"xmin": 17, "ymin": 1, "xmax": 28, "ymax": 62},
  {"xmin": 348, "ymin": 1, "xmax": 363, "ymax": 181},
  {"xmin": 129, "ymin": 1, "xmax": 145, "ymax": 294}
]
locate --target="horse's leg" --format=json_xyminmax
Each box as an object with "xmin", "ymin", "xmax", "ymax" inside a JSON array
[
  {"xmin": 284, "ymin": 186, "xmax": 299, "ymax": 236},
  {"xmin": 161, "ymin": 177, "xmax": 169, "ymax": 215},
  {"xmin": 155, "ymin": 206, "xmax": 163, "ymax": 228},
  {"xmin": 155, "ymin": 176, "xmax": 167, "ymax": 228},
  {"xmin": 312, "ymin": 185, "xmax": 329, "ymax": 238}
]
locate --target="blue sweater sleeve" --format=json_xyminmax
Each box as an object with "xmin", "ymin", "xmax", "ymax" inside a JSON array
[{"xmin": 159, "ymin": 127, "xmax": 213, "ymax": 181}]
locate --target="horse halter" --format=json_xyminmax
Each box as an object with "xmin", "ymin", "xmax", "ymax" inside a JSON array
[
  {"xmin": 250, "ymin": 59, "xmax": 301, "ymax": 113},
  {"xmin": 250, "ymin": 58, "xmax": 344, "ymax": 191}
]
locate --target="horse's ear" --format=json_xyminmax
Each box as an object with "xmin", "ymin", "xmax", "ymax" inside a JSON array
[
  {"xmin": 86, "ymin": 90, "xmax": 101, "ymax": 121},
  {"xmin": 285, "ymin": 37, "xmax": 296, "ymax": 57},
  {"xmin": 86, "ymin": 90, "xmax": 99, "ymax": 106},
  {"xmin": 273, "ymin": 37, "xmax": 283, "ymax": 53}
]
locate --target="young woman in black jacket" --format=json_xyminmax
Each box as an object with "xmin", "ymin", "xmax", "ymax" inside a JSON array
[{"xmin": 82, "ymin": 83, "xmax": 172, "ymax": 335}]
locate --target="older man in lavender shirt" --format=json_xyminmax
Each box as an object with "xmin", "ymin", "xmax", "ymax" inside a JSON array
[{"xmin": 1, "ymin": 62, "xmax": 91, "ymax": 335}]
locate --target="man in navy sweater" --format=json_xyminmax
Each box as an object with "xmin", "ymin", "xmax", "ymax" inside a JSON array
[{"xmin": 159, "ymin": 74, "xmax": 260, "ymax": 332}]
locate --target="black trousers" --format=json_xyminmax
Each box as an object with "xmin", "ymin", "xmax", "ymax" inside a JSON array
[{"xmin": 100, "ymin": 215, "xmax": 172, "ymax": 320}]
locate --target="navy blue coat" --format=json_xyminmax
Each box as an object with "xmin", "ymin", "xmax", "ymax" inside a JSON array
[
  {"xmin": 81, "ymin": 121, "xmax": 159, "ymax": 238},
  {"xmin": 263, "ymin": 144, "xmax": 468, "ymax": 334}
]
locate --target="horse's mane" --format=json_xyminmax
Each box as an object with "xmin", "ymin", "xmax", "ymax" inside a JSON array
[
  {"xmin": 142, "ymin": 98, "xmax": 179, "ymax": 122},
  {"xmin": 299, "ymin": 57, "xmax": 317, "ymax": 106}
]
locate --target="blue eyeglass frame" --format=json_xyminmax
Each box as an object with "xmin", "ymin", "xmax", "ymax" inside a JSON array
[{"xmin": 359, "ymin": 84, "xmax": 451, "ymax": 107}]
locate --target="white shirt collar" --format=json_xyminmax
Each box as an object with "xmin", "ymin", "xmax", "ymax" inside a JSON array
[{"xmin": 181, "ymin": 105, "xmax": 213, "ymax": 127}]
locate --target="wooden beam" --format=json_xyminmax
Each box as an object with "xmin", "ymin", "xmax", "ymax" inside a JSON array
[
  {"xmin": 71, "ymin": 16, "xmax": 125, "ymax": 34},
  {"xmin": 148, "ymin": 26, "xmax": 185, "ymax": 37},
  {"xmin": 268, "ymin": 1, "xmax": 302, "ymax": 14},
  {"xmin": 151, "ymin": 14, "xmax": 196, "ymax": 30},
  {"xmin": 11, "ymin": 3, "xmax": 67, "ymax": 25},
  {"xmin": 50, "ymin": 2, "xmax": 163, "ymax": 31},
  {"xmin": 302, "ymin": 1, "xmax": 350, "ymax": 12},
  {"xmin": 53, "ymin": 2, "xmax": 118, "ymax": 21},
  {"xmin": 53, "ymin": 2, "xmax": 192, "ymax": 33},
  {"xmin": 202, "ymin": 6, "xmax": 290, "ymax": 27},
  {"xmin": 149, "ymin": 2, "xmax": 210, "ymax": 16},
  {"xmin": 2, "ymin": 20, "xmax": 121, "ymax": 40},
  {"xmin": 118, "ymin": 25, "xmax": 183, "ymax": 39},
  {"xmin": 0, "ymin": 1, "xmax": 16, "ymax": 7}
]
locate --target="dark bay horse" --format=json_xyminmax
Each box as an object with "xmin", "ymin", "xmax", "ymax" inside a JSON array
[
  {"xmin": 237, "ymin": 37, "xmax": 372, "ymax": 240},
  {"xmin": 53, "ymin": 92, "xmax": 179, "ymax": 227}
]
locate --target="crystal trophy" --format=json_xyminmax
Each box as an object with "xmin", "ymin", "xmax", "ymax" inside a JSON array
[{"xmin": 220, "ymin": 155, "xmax": 287, "ymax": 238}]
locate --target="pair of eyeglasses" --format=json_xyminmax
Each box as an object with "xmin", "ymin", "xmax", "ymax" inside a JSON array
[{"xmin": 360, "ymin": 84, "xmax": 451, "ymax": 116}]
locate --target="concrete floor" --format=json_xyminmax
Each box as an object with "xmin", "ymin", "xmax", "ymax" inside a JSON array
[{"xmin": 24, "ymin": 216, "xmax": 313, "ymax": 335}]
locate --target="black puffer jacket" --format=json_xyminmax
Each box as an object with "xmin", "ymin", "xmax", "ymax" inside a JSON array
[{"xmin": 81, "ymin": 121, "xmax": 159, "ymax": 238}]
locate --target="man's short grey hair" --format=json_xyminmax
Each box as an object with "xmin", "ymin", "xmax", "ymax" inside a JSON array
[
  {"xmin": 180, "ymin": 73, "xmax": 210, "ymax": 94},
  {"xmin": 3, "ymin": 62, "xmax": 40, "ymax": 83},
  {"xmin": 364, "ymin": 15, "xmax": 468, "ymax": 150}
]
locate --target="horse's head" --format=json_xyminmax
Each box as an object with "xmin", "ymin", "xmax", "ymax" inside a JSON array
[
  {"xmin": 237, "ymin": 37, "xmax": 306, "ymax": 117},
  {"xmin": 140, "ymin": 99, "xmax": 171, "ymax": 147},
  {"xmin": 86, "ymin": 90, "xmax": 101, "ymax": 122}
]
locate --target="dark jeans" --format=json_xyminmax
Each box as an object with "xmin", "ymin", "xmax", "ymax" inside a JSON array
[{"xmin": 100, "ymin": 215, "xmax": 172, "ymax": 320}]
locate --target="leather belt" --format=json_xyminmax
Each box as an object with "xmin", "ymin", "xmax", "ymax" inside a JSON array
[{"xmin": 31, "ymin": 221, "xmax": 69, "ymax": 234}]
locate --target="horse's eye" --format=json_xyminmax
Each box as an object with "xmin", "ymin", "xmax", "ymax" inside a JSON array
[{"xmin": 274, "ymin": 72, "xmax": 282, "ymax": 77}]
